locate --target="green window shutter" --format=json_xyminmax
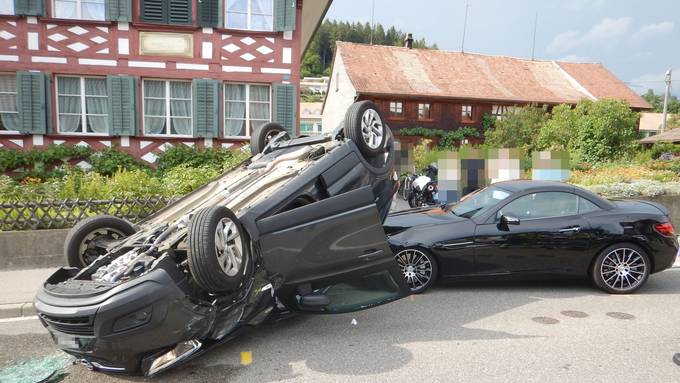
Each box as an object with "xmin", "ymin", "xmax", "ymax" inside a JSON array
[
  {"xmin": 273, "ymin": 83, "xmax": 297, "ymax": 135},
  {"xmin": 273, "ymin": 0, "xmax": 296, "ymax": 32},
  {"xmin": 192, "ymin": 79, "xmax": 220, "ymax": 138},
  {"xmin": 169, "ymin": 0, "xmax": 192, "ymax": 24},
  {"xmin": 16, "ymin": 72, "xmax": 47, "ymax": 134},
  {"xmin": 106, "ymin": 0, "xmax": 132, "ymax": 22},
  {"xmin": 140, "ymin": 0, "xmax": 166, "ymax": 23},
  {"xmin": 107, "ymin": 75, "xmax": 137, "ymax": 136},
  {"xmin": 198, "ymin": 0, "xmax": 221, "ymax": 27},
  {"xmin": 14, "ymin": 0, "xmax": 45, "ymax": 16}
]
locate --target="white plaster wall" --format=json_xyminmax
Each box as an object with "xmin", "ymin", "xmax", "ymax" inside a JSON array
[{"xmin": 321, "ymin": 51, "xmax": 357, "ymax": 132}]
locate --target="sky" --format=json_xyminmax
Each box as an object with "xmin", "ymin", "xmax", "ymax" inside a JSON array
[{"xmin": 325, "ymin": 0, "xmax": 680, "ymax": 97}]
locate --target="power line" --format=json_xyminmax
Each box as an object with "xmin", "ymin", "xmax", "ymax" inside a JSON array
[
  {"xmin": 461, "ymin": 0, "xmax": 470, "ymax": 53},
  {"xmin": 530, "ymin": 12, "xmax": 538, "ymax": 60}
]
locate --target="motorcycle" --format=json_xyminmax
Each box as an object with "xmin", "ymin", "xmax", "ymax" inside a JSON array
[{"xmin": 405, "ymin": 163, "xmax": 439, "ymax": 208}]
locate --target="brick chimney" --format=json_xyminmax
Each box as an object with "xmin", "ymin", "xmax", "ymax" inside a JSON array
[{"xmin": 405, "ymin": 33, "xmax": 413, "ymax": 49}]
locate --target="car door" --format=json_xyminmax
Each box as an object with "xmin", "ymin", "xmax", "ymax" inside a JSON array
[
  {"xmin": 256, "ymin": 186, "xmax": 410, "ymax": 313},
  {"xmin": 473, "ymin": 191, "xmax": 593, "ymax": 275}
]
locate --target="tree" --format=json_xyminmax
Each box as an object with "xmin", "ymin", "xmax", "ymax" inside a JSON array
[
  {"xmin": 641, "ymin": 89, "xmax": 680, "ymax": 114},
  {"xmin": 300, "ymin": 20, "xmax": 438, "ymax": 78},
  {"xmin": 484, "ymin": 105, "xmax": 549, "ymax": 154},
  {"xmin": 537, "ymin": 103, "xmax": 582, "ymax": 150}
]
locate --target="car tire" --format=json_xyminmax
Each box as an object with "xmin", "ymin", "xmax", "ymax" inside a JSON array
[
  {"xmin": 394, "ymin": 247, "xmax": 438, "ymax": 294},
  {"xmin": 64, "ymin": 215, "xmax": 136, "ymax": 268},
  {"xmin": 344, "ymin": 101, "xmax": 387, "ymax": 159},
  {"xmin": 188, "ymin": 206, "xmax": 250, "ymax": 293},
  {"xmin": 591, "ymin": 243, "xmax": 651, "ymax": 294},
  {"xmin": 250, "ymin": 122, "xmax": 288, "ymax": 155}
]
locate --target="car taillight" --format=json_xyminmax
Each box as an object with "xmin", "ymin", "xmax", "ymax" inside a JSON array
[{"xmin": 654, "ymin": 222, "xmax": 675, "ymax": 237}]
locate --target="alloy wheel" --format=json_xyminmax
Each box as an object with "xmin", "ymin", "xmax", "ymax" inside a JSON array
[
  {"xmin": 395, "ymin": 249, "xmax": 433, "ymax": 292},
  {"xmin": 214, "ymin": 217, "xmax": 243, "ymax": 277},
  {"xmin": 360, "ymin": 109, "xmax": 384, "ymax": 149},
  {"xmin": 600, "ymin": 247, "xmax": 646, "ymax": 291},
  {"xmin": 78, "ymin": 228, "xmax": 125, "ymax": 266}
]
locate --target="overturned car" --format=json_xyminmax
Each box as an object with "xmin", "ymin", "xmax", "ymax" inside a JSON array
[{"xmin": 33, "ymin": 101, "xmax": 410, "ymax": 376}]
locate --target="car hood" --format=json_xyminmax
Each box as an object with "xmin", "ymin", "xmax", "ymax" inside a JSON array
[{"xmin": 384, "ymin": 206, "xmax": 467, "ymax": 235}]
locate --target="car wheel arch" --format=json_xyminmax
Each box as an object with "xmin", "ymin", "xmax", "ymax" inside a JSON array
[{"xmin": 587, "ymin": 239, "xmax": 655, "ymax": 279}]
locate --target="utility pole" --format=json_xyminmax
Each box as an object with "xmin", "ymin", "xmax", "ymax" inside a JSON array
[
  {"xmin": 370, "ymin": 0, "xmax": 376, "ymax": 45},
  {"xmin": 461, "ymin": 0, "xmax": 470, "ymax": 53},
  {"xmin": 661, "ymin": 69, "xmax": 672, "ymax": 133},
  {"xmin": 531, "ymin": 12, "xmax": 538, "ymax": 60}
]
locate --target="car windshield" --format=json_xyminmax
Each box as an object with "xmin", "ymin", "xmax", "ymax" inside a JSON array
[{"xmin": 449, "ymin": 186, "xmax": 511, "ymax": 218}]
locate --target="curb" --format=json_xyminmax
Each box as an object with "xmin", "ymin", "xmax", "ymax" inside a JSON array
[{"xmin": 0, "ymin": 302, "xmax": 35, "ymax": 319}]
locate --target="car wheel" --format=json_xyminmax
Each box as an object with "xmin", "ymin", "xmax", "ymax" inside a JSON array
[
  {"xmin": 250, "ymin": 122, "xmax": 288, "ymax": 155},
  {"xmin": 395, "ymin": 248, "xmax": 438, "ymax": 294},
  {"xmin": 188, "ymin": 206, "xmax": 250, "ymax": 293},
  {"xmin": 591, "ymin": 243, "xmax": 651, "ymax": 294},
  {"xmin": 64, "ymin": 215, "xmax": 136, "ymax": 268},
  {"xmin": 344, "ymin": 101, "xmax": 387, "ymax": 159}
]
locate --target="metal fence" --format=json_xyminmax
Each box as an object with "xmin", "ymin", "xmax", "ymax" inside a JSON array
[{"xmin": 0, "ymin": 196, "xmax": 178, "ymax": 231}]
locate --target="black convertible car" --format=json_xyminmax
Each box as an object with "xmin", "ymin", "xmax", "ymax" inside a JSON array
[
  {"xmin": 33, "ymin": 101, "xmax": 409, "ymax": 376},
  {"xmin": 386, "ymin": 180, "xmax": 678, "ymax": 294}
]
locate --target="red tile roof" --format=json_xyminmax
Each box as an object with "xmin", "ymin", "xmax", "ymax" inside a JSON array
[{"xmin": 336, "ymin": 42, "xmax": 651, "ymax": 109}]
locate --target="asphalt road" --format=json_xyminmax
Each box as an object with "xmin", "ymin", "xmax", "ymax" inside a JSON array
[{"xmin": 2, "ymin": 268, "xmax": 680, "ymax": 383}]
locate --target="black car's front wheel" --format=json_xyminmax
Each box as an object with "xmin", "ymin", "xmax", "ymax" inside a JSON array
[
  {"xmin": 188, "ymin": 206, "xmax": 250, "ymax": 293},
  {"xmin": 591, "ymin": 243, "xmax": 650, "ymax": 294},
  {"xmin": 395, "ymin": 248, "xmax": 438, "ymax": 294}
]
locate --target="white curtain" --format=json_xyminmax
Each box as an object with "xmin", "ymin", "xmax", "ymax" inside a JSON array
[
  {"xmin": 225, "ymin": 84, "xmax": 246, "ymax": 136},
  {"xmin": 85, "ymin": 78, "xmax": 108, "ymax": 133},
  {"xmin": 58, "ymin": 77, "xmax": 82, "ymax": 133},
  {"xmin": 0, "ymin": 1, "xmax": 13, "ymax": 16},
  {"xmin": 250, "ymin": 0, "xmax": 273, "ymax": 30},
  {"xmin": 249, "ymin": 85, "xmax": 270, "ymax": 132},
  {"xmin": 226, "ymin": 0, "xmax": 248, "ymax": 29},
  {"xmin": 54, "ymin": 0, "xmax": 78, "ymax": 19},
  {"xmin": 144, "ymin": 80, "xmax": 166, "ymax": 135},
  {"xmin": 82, "ymin": 0, "xmax": 106, "ymax": 20},
  {"xmin": 169, "ymin": 82, "xmax": 191, "ymax": 135},
  {"xmin": 0, "ymin": 75, "xmax": 18, "ymax": 131}
]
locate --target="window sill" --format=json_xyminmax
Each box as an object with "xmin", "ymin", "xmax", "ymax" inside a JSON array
[
  {"xmin": 56, "ymin": 132, "xmax": 111, "ymax": 137},
  {"xmin": 39, "ymin": 17, "xmax": 112, "ymax": 26},
  {"xmin": 222, "ymin": 136, "xmax": 250, "ymax": 141},
  {"xmin": 142, "ymin": 134, "xmax": 194, "ymax": 139},
  {"xmin": 0, "ymin": 130, "xmax": 22, "ymax": 135},
  {"xmin": 213, "ymin": 26, "xmax": 279, "ymax": 36}
]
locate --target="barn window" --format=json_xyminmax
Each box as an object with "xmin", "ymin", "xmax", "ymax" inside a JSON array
[
  {"xmin": 389, "ymin": 101, "xmax": 403, "ymax": 116},
  {"xmin": 461, "ymin": 105, "xmax": 473, "ymax": 120},
  {"xmin": 418, "ymin": 103, "xmax": 431, "ymax": 120}
]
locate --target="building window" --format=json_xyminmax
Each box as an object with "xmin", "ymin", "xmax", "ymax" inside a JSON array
[
  {"xmin": 418, "ymin": 103, "xmax": 431, "ymax": 120},
  {"xmin": 300, "ymin": 122, "xmax": 321, "ymax": 136},
  {"xmin": 0, "ymin": 74, "xmax": 18, "ymax": 132},
  {"xmin": 57, "ymin": 76, "xmax": 109, "ymax": 134},
  {"xmin": 492, "ymin": 105, "xmax": 508, "ymax": 119},
  {"xmin": 54, "ymin": 0, "xmax": 106, "ymax": 20},
  {"xmin": 143, "ymin": 80, "xmax": 193, "ymax": 136},
  {"xmin": 0, "ymin": 1, "xmax": 14, "ymax": 15},
  {"xmin": 461, "ymin": 105, "xmax": 473, "ymax": 120},
  {"xmin": 389, "ymin": 101, "xmax": 403, "ymax": 116},
  {"xmin": 224, "ymin": 83, "xmax": 271, "ymax": 137},
  {"xmin": 226, "ymin": 0, "xmax": 274, "ymax": 31}
]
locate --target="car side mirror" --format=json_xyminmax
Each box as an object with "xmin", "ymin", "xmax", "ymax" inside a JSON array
[{"xmin": 500, "ymin": 214, "xmax": 520, "ymax": 226}]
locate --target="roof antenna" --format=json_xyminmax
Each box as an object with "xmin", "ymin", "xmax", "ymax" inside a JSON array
[
  {"xmin": 461, "ymin": 0, "xmax": 471, "ymax": 53},
  {"xmin": 531, "ymin": 12, "xmax": 538, "ymax": 60},
  {"xmin": 370, "ymin": 0, "xmax": 376, "ymax": 45}
]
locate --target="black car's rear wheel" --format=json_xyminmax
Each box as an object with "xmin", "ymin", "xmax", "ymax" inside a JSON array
[
  {"xmin": 65, "ymin": 215, "xmax": 136, "ymax": 268},
  {"xmin": 395, "ymin": 248, "xmax": 438, "ymax": 294},
  {"xmin": 592, "ymin": 243, "xmax": 650, "ymax": 294},
  {"xmin": 188, "ymin": 206, "xmax": 250, "ymax": 293},
  {"xmin": 344, "ymin": 101, "xmax": 387, "ymax": 158}
]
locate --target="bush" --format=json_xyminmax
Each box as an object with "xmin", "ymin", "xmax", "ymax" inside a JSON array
[
  {"xmin": 484, "ymin": 105, "xmax": 548, "ymax": 154},
  {"xmin": 650, "ymin": 142, "xmax": 680, "ymax": 159},
  {"xmin": 161, "ymin": 165, "xmax": 221, "ymax": 196},
  {"xmin": 397, "ymin": 127, "xmax": 479, "ymax": 149},
  {"xmin": 89, "ymin": 147, "xmax": 143, "ymax": 176},
  {"xmin": 156, "ymin": 145, "xmax": 246, "ymax": 173},
  {"xmin": 0, "ymin": 144, "xmax": 92, "ymax": 180}
]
